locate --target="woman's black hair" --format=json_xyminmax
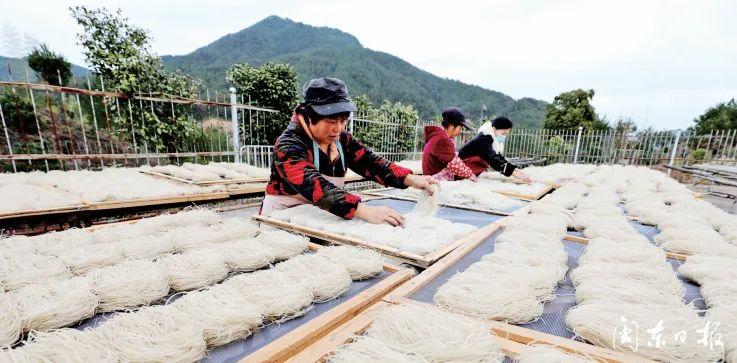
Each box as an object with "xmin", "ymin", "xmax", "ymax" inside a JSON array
[
  {"xmin": 491, "ymin": 116, "xmax": 513, "ymax": 130},
  {"xmin": 296, "ymin": 104, "xmax": 351, "ymax": 125}
]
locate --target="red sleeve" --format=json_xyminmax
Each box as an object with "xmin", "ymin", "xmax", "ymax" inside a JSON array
[
  {"xmin": 446, "ymin": 155, "xmax": 476, "ymax": 180},
  {"xmin": 344, "ymin": 133, "xmax": 412, "ymax": 188}
]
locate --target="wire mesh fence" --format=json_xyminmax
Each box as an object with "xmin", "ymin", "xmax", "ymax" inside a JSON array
[
  {"xmin": 2, "ymin": 78, "xmax": 736, "ymax": 173},
  {"xmin": 0, "ymin": 79, "xmax": 277, "ymax": 172}
]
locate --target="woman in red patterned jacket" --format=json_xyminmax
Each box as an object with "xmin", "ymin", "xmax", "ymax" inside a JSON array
[{"xmin": 261, "ymin": 77, "xmax": 436, "ymax": 226}]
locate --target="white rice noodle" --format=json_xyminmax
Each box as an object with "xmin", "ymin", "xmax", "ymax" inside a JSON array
[
  {"xmin": 275, "ymin": 254, "xmax": 352, "ymax": 302},
  {"xmin": 579, "ymin": 238, "xmax": 666, "ymax": 267},
  {"xmin": 222, "ymin": 269, "xmax": 314, "ymax": 321},
  {"xmin": 0, "ymin": 254, "xmax": 70, "ymax": 291},
  {"xmin": 678, "ymin": 254, "xmax": 737, "ymax": 286},
  {"xmin": 517, "ymin": 344, "xmax": 593, "ymax": 363},
  {"xmin": 574, "ymin": 279, "xmax": 685, "ymax": 308},
  {"xmin": 434, "ymin": 271, "xmax": 543, "ymax": 323},
  {"xmin": 270, "ymin": 204, "xmax": 477, "ymax": 256},
  {"xmin": 569, "ymin": 263, "xmax": 683, "ymax": 297},
  {"xmin": 59, "ymin": 243, "xmax": 125, "ymax": 275},
  {"xmin": 364, "ymin": 304, "xmax": 504, "ymax": 363},
  {"xmin": 116, "ymin": 234, "xmax": 175, "ymax": 259},
  {"xmin": 209, "ymin": 239, "xmax": 273, "ymax": 272},
  {"xmin": 706, "ymin": 306, "xmax": 737, "ymax": 363},
  {"xmin": 0, "ymin": 294, "xmax": 22, "ymax": 346},
  {"xmin": 96, "ymin": 305, "xmax": 206, "ymax": 363},
  {"xmin": 329, "ymin": 336, "xmax": 425, "ymax": 362},
  {"xmin": 29, "ymin": 228, "xmax": 96, "ymax": 255},
  {"xmin": 182, "ymin": 162, "xmax": 245, "ymax": 180},
  {"xmin": 0, "ymin": 235, "xmax": 38, "ymax": 255},
  {"xmin": 172, "ymin": 284, "xmax": 264, "ymax": 347},
  {"xmin": 254, "ymin": 229, "xmax": 309, "ymax": 261},
  {"xmin": 409, "ymin": 185, "xmax": 439, "ymax": 217},
  {"xmin": 13, "ymin": 277, "xmax": 98, "ymax": 331},
  {"xmin": 16, "ymin": 328, "xmax": 120, "ymax": 362},
  {"xmin": 566, "ymin": 301, "xmax": 723, "ymax": 362},
  {"xmin": 0, "ymin": 182, "xmax": 83, "ymax": 214},
  {"xmin": 212, "ymin": 162, "xmax": 270, "ymax": 178},
  {"xmin": 465, "ymin": 261, "xmax": 561, "ymax": 301},
  {"xmin": 167, "ymin": 218, "xmax": 260, "ymax": 252},
  {"xmin": 317, "ymin": 246, "xmax": 385, "ymax": 280},
  {"xmin": 502, "ymin": 214, "xmax": 568, "ymax": 237},
  {"xmin": 147, "ymin": 164, "xmax": 218, "ymax": 182},
  {"xmin": 158, "ymin": 250, "xmax": 229, "ymax": 291},
  {"xmin": 134, "ymin": 208, "xmax": 222, "ymax": 230},
  {"xmin": 86, "ymin": 259, "xmax": 170, "ymax": 312}
]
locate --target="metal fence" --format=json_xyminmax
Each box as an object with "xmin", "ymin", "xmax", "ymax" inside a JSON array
[
  {"xmin": 3, "ymin": 78, "xmax": 736, "ymax": 173},
  {"xmin": 0, "ymin": 80, "xmax": 277, "ymax": 172}
]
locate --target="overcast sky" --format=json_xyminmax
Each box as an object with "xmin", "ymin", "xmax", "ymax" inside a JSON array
[{"xmin": 2, "ymin": 0, "xmax": 735, "ymax": 129}]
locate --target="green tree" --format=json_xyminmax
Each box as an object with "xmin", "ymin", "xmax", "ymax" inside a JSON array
[
  {"xmin": 226, "ymin": 62, "xmax": 299, "ymax": 144},
  {"xmin": 351, "ymin": 95, "xmax": 419, "ymax": 158},
  {"xmin": 27, "ymin": 44, "xmax": 72, "ymax": 86},
  {"xmin": 692, "ymin": 99, "xmax": 737, "ymax": 134},
  {"xmin": 544, "ymin": 89, "xmax": 608, "ymax": 130},
  {"xmin": 70, "ymin": 6, "xmax": 202, "ymax": 152}
]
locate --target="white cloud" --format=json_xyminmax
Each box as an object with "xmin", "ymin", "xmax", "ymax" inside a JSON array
[{"xmin": 1, "ymin": 0, "xmax": 735, "ymax": 129}]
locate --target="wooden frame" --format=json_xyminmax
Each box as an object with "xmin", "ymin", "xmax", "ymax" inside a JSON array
[
  {"xmin": 286, "ymin": 300, "xmax": 652, "ymax": 363},
  {"xmin": 251, "ymin": 214, "xmax": 501, "ymax": 268},
  {"xmin": 491, "ymin": 183, "xmax": 555, "ymax": 201},
  {"xmin": 240, "ymin": 262, "xmax": 415, "ymax": 362},
  {"xmin": 376, "ymin": 217, "xmax": 663, "ymax": 362},
  {"xmin": 0, "ymin": 205, "xmax": 86, "ymax": 220},
  {"xmin": 361, "ymin": 187, "xmax": 517, "ymax": 216},
  {"xmin": 563, "ymin": 234, "xmax": 688, "ymax": 261},
  {"xmin": 85, "ymin": 191, "xmax": 230, "ymax": 211}
]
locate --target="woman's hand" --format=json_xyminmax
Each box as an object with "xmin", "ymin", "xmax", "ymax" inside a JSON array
[
  {"xmin": 512, "ymin": 169, "xmax": 532, "ymax": 183},
  {"xmin": 355, "ymin": 204, "xmax": 406, "ymax": 226},
  {"xmin": 403, "ymin": 174, "xmax": 437, "ymax": 195}
]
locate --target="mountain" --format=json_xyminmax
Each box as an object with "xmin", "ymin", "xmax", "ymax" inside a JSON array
[
  {"xmin": 0, "ymin": 55, "xmax": 89, "ymax": 83},
  {"xmin": 163, "ymin": 16, "xmax": 548, "ymax": 127}
]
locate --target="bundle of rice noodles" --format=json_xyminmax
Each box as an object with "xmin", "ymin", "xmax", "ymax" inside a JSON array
[
  {"xmin": 90, "ymin": 222, "xmax": 149, "ymax": 244},
  {"xmin": 570, "ymin": 263, "xmax": 683, "ymax": 297},
  {"xmin": 574, "ymin": 279, "xmax": 685, "ymax": 307},
  {"xmin": 167, "ymin": 218, "xmax": 260, "ymax": 252},
  {"xmin": 0, "ymin": 254, "xmax": 70, "ymax": 291},
  {"xmin": 316, "ymin": 246, "xmax": 385, "ymax": 280},
  {"xmin": 481, "ymin": 246, "xmax": 567, "ymax": 283},
  {"xmin": 659, "ymin": 236, "xmax": 737, "ymax": 257},
  {"xmin": 209, "ymin": 239, "xmax": 273, "ymax": 272},
  {"xmin": 96, "ymin": 305, "xmax": 207, "ymax": 363},
  {"xmin": 410, "ymin": 185, "xmax": 439, "ymax": 217},
  {"xmin": 222, "ymin": 269, "xmax": 313, "ymax": 321},
  {"xmin": 86, "ymin": 259, "xmax": 170, "ymax": 312},
  {"xmin": 255, "ymin": 229, "xmax": 309, "ymax": 261},
  {"xmin": 13, "ymin": 277, "xmax": 99, "ymax": 331},
  {"xmin": 678, "ymin": 254, "xmax": 737, "ymax": 285},
  {"xmin": 655, "ymin": 227, "xmax": 726, "ymax": 245},
  {"xmin": 0, "ymin": 182, "xmax": 83, "ymax": 214},
  {"xmin": 329, "ymin": 336, "xmax": 425, "ymax": 363},
  {"xmin": 134, "ymin": 208, "xmax": 222, "ymax": 230},
  {"xmin": 212, "ymin": 162, "xmax": 270, "ymax": 178},
  {"xmin": 565, "ymin": 301, "xmax": 724, "ymax": 362},
  {"xmin": 117, "ymin": 235, "xmax": 175, "ymax": 259},
  {"xmin": 706, "ymin": 306, "xmax": 737, "ymax": 363},
  {"xmin": 434, "ymin": 271, "xmax": 543, "ymax": 323},
  {"xmin": 363, "ymin": 304, "xmax": 503, "ymax": 362},
  {"xmin": 4, "ymin": 328, "xmax": 118, "ymax": 362},
  {"xmin": 182, "ymin": 162, "xmax": 244, "ymax": 180},
  {"xmin": 158, "ymin": 250, "xmax": 229, "ymax": 291},
  {"xmin": 31, "ymin": 228, "xmax": 96, "ymax": 255},
  {"xmin": 720, "ymin": 223, "xmax": 737, "ymax": 245},
  {"xmin": 0, "ymin": 293, "xmax": 22, "ymax": 346},
  {"xmin": 147, "ymin": 164, "xmax": 216, "ymax": 182},
  {"xmin": 172, "ymin": 284, "xmax": 264, "ymax": 346},
  {"xmin": 516, "ymin": 344, "xmax": 593, "ymax": 363},
  {"xmin": 690, "ymin": 281, "xmax": 737, "ymax": 308},
  {"xmin": 275, "ymin": 254, "xmax": 352, "ymax": 302},
  {"xmin": 0, "ymin": 235, "xmax": 38, "ymax": 255},
  {"xmin": 59, "ymin": 244, "xmax": 125, "ymax": 275},
  {"xmin": 579, "ymin": 239, "xmax": 666, "ymax": 267},
  {"xmin": 466, "ymin": 261, "xmax": 561, "ymax": 301},
  {"xmin": 582, "ymin": 222, "xmax": 637, "ymax": 240},
  {"xmin": 503, "ymin": 214, "xmax": 568, "ymax": 236}
]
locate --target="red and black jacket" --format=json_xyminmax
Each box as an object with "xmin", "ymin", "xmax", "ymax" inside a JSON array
[{"xmin": 266, "ymin": 116, "xmax": 412, "ymax": 219}]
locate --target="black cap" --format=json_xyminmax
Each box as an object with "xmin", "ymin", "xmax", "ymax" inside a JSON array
[
  {"xmin": 442, "ymin": 107, "xmax": 471, "ymax": 130},
  {"xmin": 302, "ymin": 77, "xmax": 357, "ymax": 116},
  {"xmin": 491, "ymin": 116, "xmax": 513, "ymax": 130}
]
